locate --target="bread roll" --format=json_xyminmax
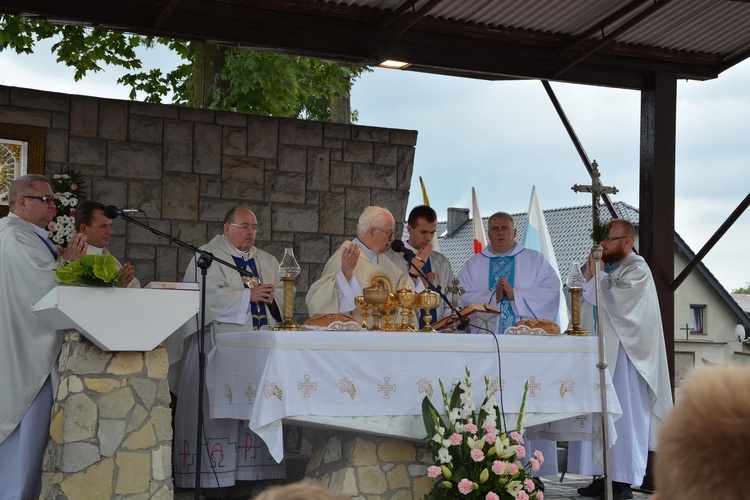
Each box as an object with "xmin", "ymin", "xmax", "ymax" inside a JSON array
[
  {"xmin": 304, "ymin": 313, "xmax": 360, "ymax": 331},
  {"xmin": 514, "ymin": 319, "xmax": 561, "ymax": 334}
]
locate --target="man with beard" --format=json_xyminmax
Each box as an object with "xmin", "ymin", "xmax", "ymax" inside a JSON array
[{"xmin": 569, "ymin": 219, "xmax": 672, "ymax": 500}]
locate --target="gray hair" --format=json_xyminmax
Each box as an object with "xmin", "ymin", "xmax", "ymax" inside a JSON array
[
  {"xmin": 357, "ymin": 206, "xmax": 393, "ymax": 237},
  {"xmin": 488, "ymin": 211, "xmax": 515, "ymax": 227},
  {"xmin": 9, "ymin": 174, "xmax": 51, "ymax": 210}
]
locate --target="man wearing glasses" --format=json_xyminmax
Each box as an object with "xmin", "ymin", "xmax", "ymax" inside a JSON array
[
  {"xmin": 0, "ymin": 174, "xmax": 87, "ymax": 498},
  {"xmin": 170, "ymin": 205, "xmax": 286, "ymax": 491},
  {"xmin": 307, "ymin": 205, "xmax": 425, "ymax": 325},
  {"xmin": 569, "ymin": 219, "xmax": 673, "ymax": 500}
]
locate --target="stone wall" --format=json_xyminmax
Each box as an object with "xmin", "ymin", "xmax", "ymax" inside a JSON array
[
  {"xmin": 0, "ymin": 85, "xmax": 417, "ymax": 320},
  {"xmin": 41, "ymin": 331, "xmax": 172, "ymax": 499},
  {"xmin": 305, "ymin": 431, "xmax": 435, "ymax": 499}
]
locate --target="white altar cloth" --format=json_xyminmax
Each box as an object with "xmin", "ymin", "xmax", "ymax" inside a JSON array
[{"xmin": 207, "ymin": 331, "xmax": 621, "ymax": 463}]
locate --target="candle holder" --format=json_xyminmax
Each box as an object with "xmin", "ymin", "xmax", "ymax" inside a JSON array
[
  {"xmin": 273, "ymin": 247, "xmax": 303, "ymax": 331},
  {"xmin": 564, "ymin": 261, "xmax": 589, "ymax": 336}
]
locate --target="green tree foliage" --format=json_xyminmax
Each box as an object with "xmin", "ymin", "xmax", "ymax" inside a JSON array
[
  {"xmin": 732, "ymin": 282, "xmax": 750, "ymax": 294},
  {"xmin": 0, "ymin": 15, "xmax": 369, "ymax": 122}
]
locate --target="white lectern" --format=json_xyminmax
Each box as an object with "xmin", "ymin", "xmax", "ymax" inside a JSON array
[{"xmin": 32, "ymin": 285, "xmax": 199, "ymax": 351}]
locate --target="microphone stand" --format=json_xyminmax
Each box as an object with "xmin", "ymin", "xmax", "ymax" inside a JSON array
[
  {"xmin": 113, "ymin": 212, "xmax": 258, "ymax": 499},
  {"xmin": 402, "ymin": 253, "xmax": 469, "ymax": 331}
]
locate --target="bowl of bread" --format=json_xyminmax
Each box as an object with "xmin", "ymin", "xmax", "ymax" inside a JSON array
[{"xmin": 504, "ymin": 318, "xmax": 561, "ymax": 336}]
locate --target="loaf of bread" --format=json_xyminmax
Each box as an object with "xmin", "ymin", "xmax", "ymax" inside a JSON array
[
  {"xmin": 514, "ymin": 319, "xmax": 561, "ymax": 334},
  {"xmin": 303, "ymin": 313, "xmax": 360, "ymax": 331}
]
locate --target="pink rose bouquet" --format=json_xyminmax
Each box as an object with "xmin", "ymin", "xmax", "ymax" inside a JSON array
[{"xmin": 422, "ymin": 367, "xmax": 543, "ymax": 499}]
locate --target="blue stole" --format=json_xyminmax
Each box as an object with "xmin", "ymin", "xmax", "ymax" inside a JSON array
[
  {"xmin": 418, "ymin": 257, "xmax": 437, "ymax": 329},
  {"xmin": 231, "ymin": 255, "xmax": 268, "ymax": 330},
  {"xmin": 593, "ymin": 261, "xmax": 622, "ymax": 330},
  {"xmin": 36, "ymin": 234, "xmax": 58, "ymax": 261},
  {"xmin": 488, "ymin": 255, "xmax": 516, "ymax": 333}
]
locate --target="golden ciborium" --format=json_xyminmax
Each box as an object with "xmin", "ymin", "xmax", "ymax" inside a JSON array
[
  {"xmin": 564, "ymin": 261, "xmax": 589, "ymax": 336},
  {"xmin": 416, "ymin": 290, "xmax": 441, "ymax": 332},
  {"xmin": 363, "ymin": 285, "xmax": 389, "ymax": 330},
  {"xmin": 395, "ymin": 287, "xmax": 417, "ymax": 331}
]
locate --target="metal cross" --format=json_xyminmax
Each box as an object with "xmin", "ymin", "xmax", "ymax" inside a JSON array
[
  {"xmin": 298, "ymin": 374, "xmax": 317, "ymax": 398},
  {"xmin": 378, "ymin": 377, "xmax": 397, "ymax": 399},
  {"xmin": 679, "ymin": 323, "xmax": 692, "ymax": 340},
  {"xmin": 572, "ymin": 160, "xmax": 619, "ymax": 231},
  {"xmin": 445, "ymin": 277, "xmax": 465, "ymax": 312}
]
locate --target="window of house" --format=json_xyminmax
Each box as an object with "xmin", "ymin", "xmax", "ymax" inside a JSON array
[{"xmin": 689, "ymin": 305, "xmax": 705, "ymax": 334}]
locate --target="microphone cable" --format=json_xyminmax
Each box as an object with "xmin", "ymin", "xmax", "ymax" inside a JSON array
[{"xmin": 466, "ymin": 320, "xmax": 509, "ymax": 436}]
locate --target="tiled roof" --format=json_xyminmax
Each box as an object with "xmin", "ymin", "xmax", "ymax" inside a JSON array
[
  {"xmin": 731, "ymin": 295, "xmax": 750, "ymax": 314},
  {"xmin": 433, "ymin": 201, "xmax": 639, "ymax": 279}
]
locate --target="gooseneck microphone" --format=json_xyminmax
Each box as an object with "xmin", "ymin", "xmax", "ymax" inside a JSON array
[
  {"xmin": 103, "ymin": 205, "xmax": 141, "ymax": 219},
  {"xmin": 391, "ymin": 240, "xmax": 424, "ymax": 262}
]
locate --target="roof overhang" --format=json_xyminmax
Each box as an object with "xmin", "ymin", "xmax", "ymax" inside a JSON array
[{"xmin": 3, "ymin": 0, "xmax": 750, "ymax": 90}]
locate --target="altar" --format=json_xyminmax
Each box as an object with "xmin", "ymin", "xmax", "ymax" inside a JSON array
[{"xmin": 206, "ymin": 330, "xmax": 621, "ymax": 464}]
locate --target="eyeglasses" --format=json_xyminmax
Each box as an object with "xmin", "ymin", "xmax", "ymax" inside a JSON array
[
  {"xmin": 602, "ymin": 236, "xmax": 628, "ymax": 243},
  {"xmin": 228, "ymin": 223, "xmax": 256, "ymax": 231},
  {"xmin": 23, "ymin": 195, "xmax": 55, "ymax": 204},
  {"xmin": 374, "ymin": 227, "xmax": 395, "ymax": 238}
]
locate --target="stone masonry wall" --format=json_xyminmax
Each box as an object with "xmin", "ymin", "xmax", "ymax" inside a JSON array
[
  {"xmin": 0, "ymin": 85, "xmax": 417, "ymax": 321},
  {"xmin": 305, "ymin": 431, "xmax": 435, "ymax": 499},
  {"xmin": 41, "ymin": 331, "xmax": 172, "ymax": 499}
]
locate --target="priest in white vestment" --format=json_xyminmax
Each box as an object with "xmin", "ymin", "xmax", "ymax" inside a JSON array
[
  {"xmin": 307, "ymin": 206, "xmax": 425, "ymax": 324},
  {"xmin": 170, "ymin": 206, "xmax": 287, "ymax": 489},
  {"xmin": 0, "ymin": 175, "xmax": 87, "ymax": 499},
  {"xmin": 457, "ymin": 212, "xmax": 561, "ymax": 334},
  {"xmin": 75, "ymin": 200, "xmax": 140, "ymax": 288},
  {"xmin": 456, "ymin": 211, "xmax": 562, "ymax": 478},
  {"xmin": 385, "ymin": 205, "xmax": 455, "ymax": 327},
  {"xmin": 569, "ymin": 219, "xmax": 673, "ymax": 500}
]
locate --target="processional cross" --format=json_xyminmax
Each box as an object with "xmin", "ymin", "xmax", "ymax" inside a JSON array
[
  {"xmin": 571, "ymin": 159, "xmax": 618, "ymax": 500},
  {"xmin": 571, "ymin": 160, "xmax": 618, "ymax": 230},
  {"xmin": 445, "ymin": 278, "xmax": 465, "ymax": 333}
]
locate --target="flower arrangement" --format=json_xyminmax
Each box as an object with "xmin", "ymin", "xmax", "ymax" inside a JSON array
[
  {"xmin": 422, "ymin": 368, "xmax": 544, "ymax": 499},
  {"xmin": 47, "ymin": 167, "xmax": 86, "ymax": 247},
  {"xmin": 55, "ymin": 254, "xmax": 123, "ymax": 287}
]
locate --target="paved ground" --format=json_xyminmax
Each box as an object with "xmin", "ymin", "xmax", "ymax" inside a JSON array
[{"xmin": 174, "ymin": 471, "xmax": 653, "ymax": 499}]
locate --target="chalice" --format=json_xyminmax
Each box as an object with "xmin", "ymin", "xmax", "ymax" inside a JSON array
[
  {"xmin": 363, "ymin": 285, "xmax": 388, "ymax": 330},
  {"xmin": 395, "ymin": 287, "xmax": 417, "ymax": 331},
  {"xmin": 381, "ymin": 293, "xmax": 398, "ymax": 331},
  {"xmin": 354, "ymin": 295, "xmax": 371, "ymax": 330},
  {"xmin": 416, "ymin": 290, "xmax": 441, "ymax": 332}
]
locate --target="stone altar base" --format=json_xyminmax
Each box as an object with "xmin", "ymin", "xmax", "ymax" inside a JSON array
[
  {"xmin": 41, "ymin": 330, "xmax": 173, "ymax": 499},
  {"xmin": 304, "ymin": 431, "xmax": 436, "ymax": 499}
]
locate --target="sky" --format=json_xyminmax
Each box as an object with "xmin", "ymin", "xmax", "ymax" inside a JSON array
[{"xmin": 1, "ymin": 39, "xmax": 748, "ymax": 292}]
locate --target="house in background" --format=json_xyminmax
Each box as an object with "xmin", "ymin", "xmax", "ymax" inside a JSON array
[{"xmin": 430, "ymin": 202, "xmax": 750, "ymax": 384}]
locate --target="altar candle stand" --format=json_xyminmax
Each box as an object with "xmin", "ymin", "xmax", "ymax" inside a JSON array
[
  {"xmin": 565, "ymin": 261, "xmax": 589, "ymax": 336},
  {"xmin": 273, "ymin": 247, "xmax": 304, "ymax": 331}
]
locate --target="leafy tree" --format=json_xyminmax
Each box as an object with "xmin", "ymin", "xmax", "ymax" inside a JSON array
[
  {"xmin": 732, "ymin": 282, "xmax": 750, "ymax": 294},
  {"xmin": 0, "ymin": 15, "xmax": 369, "ymax": 122}
]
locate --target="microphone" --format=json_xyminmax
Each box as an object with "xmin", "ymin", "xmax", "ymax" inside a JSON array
[
  {"xmin": 391, "ymin": 239, "xmax": 417, "ymax": 260},
  {"xmin": 104, "ymin": 205, "xmax": 140, "ymax": 219}
]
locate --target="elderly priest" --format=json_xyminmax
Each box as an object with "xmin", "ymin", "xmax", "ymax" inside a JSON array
[{"xmin": 306, "ymin": 205, "xmax": 425, "ymax": 324}]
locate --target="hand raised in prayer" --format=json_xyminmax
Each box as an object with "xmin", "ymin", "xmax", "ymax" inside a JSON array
[
  {"xmin": 496, "ymin": 277, "xmax": 514, "ymax": 301},
  {"xmin": 118, "ymin": 263, "xmax": 137, "ymax": 288},
  {"xmin": 341, "ymin": 243, "xmax": 360, "ymax": 281},
  {"xmin": 59, "ymin": 233, "xmax": 88, "ymax": 262},
  {"xmin": 250, "ymin": 283, "xmax": 276, "ymax": 304},
  {"xmin": 409, "ymin": 242, "xmax": 433, "ymax": 275}
]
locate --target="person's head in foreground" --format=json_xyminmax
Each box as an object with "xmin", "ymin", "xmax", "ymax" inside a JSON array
[
  {"xmin": 653, "ymin": 364, "xmax": 750, "ymax": 500},
  {"xmin": 254, "ymin": 479, "xmax": 350, "ymax": 500}
]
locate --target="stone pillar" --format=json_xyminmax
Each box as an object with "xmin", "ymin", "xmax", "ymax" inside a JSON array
[
  {"xmin": 41, "ymin": 330, "xmax": 173, "ymax": 499},
  {"xmin": 305, "ymin": 431, "xmax": 435, "ymax": 499}
]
